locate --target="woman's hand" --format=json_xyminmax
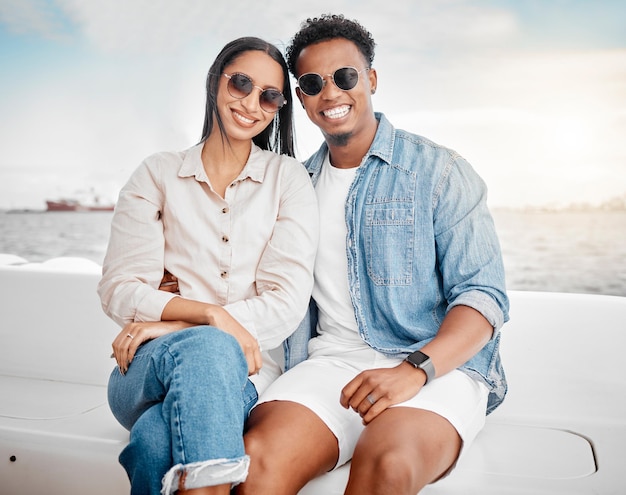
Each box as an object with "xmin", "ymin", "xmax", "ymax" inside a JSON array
[
  {"xmin": 208, "ymin": 305, "xmax": 263, "ymax": 376},
  {"xmin": 111, "ymin": 320, "xmax": 188, "ymax": 374}
]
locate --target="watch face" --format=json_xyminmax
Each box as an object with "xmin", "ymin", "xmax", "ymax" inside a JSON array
[{"xmin": 408, "ymin": 351, "xmax": 429, "ymax": 366}]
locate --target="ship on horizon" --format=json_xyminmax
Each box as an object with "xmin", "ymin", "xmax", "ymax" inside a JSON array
[{"xmin": 45, "ymin": 198, "xmax": 114, "ymax": 212}]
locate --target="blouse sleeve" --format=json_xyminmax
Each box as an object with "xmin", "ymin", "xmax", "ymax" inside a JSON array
[{"xmin": 97, "ymin": 157, "xmax": 176, "ymax": 327}]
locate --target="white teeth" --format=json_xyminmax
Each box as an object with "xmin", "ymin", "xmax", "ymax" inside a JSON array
[
  {"xmin": 234, "ymin": 111, "xmax": 254, "ymax": 124},
  {"xmin": 323, "ymin": 105, "xmax": 350, "ymax": 119}
]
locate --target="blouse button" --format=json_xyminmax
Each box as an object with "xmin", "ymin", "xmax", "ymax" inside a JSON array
[
  {"xmin": 220, "ymin": 271, "xmax": 229, "ymax": 279},
  {"xmin": 222, "ymin": 207, "xmax": 229, "ymax": 214},
  {"xmin": 222, "ymin": 235, "xmax": 229, "ymax": 243}
]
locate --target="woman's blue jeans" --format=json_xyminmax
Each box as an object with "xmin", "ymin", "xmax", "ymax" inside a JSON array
[{"xmin": 107, "ymin": 326, "xmax": 258, "ymax": 495}]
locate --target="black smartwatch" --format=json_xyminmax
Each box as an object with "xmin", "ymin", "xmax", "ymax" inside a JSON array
[{"xmin": 405, "ymin": 350, "xmax": 435, "ymax": 384}]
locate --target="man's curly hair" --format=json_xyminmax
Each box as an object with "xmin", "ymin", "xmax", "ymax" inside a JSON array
[{"xmin": 286, "ymin": 14, "xmax": 376, "ymax": 77}]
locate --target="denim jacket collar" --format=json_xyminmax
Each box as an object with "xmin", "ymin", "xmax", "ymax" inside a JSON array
[{"xmin": 306, "ymin": 112, "xmax": 392, "ymax": 184}]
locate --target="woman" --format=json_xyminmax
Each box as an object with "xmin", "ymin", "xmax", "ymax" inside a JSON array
[{"xmin": 97, "ymin": 37, "xmax": 318, "ymax": 495}]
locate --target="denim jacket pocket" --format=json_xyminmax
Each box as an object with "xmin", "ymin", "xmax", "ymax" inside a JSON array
[{"xmin": 364, "ymin": 206, "xmax": 414, "ymax": 286}]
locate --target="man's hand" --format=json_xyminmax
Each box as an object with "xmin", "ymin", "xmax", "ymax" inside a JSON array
[
  {"xmin": 159, "ymin": 270, "xmax": 180, "ymax": 294},
  {"xmin": 340, "ymin": 363, "xmax": 427, "ymax": 424}
]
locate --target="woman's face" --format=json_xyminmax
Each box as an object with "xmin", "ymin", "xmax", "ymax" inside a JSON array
[{"xmin": 216, "ymin": 50, "xmax": 285, "ymax": 144}]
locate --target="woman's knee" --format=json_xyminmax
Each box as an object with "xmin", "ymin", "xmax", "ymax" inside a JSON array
[{"xmin": 171, "ymin": 326, "xmax": 244, "ymax": 367}]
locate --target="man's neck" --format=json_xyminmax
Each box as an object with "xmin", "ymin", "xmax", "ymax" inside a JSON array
[{"xmin": 325, "ymin": 118, "xmax": 378, "ymax": 169}]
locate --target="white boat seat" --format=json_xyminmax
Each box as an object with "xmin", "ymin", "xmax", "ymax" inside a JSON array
[{"xmin": 1, "ymin": 260, "xmax": 624, "ymax": 494}]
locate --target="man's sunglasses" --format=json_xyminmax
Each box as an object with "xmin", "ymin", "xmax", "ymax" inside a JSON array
[
  {"xmin": 223, "ymin": 73, "xmax": 287, "ymax": 113},
  {"xmin": 297, "ymin": 67, "xmax": 370, "ymax": 97}
]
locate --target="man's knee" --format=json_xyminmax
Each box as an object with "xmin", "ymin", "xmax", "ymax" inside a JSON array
[
  {"xmin": 352, "ymin": 444, "xmax": 418, "ymax": 490},
  {"xmin": 243, "ymin": 415, "xmax": 280, "ymax": 474},
  {"xmin": 243, "ymin": 428, "xmax": 264, "ymax": 465}
]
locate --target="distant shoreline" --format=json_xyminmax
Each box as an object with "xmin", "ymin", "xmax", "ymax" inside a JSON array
[
  {"xmin": 6, "ymin": 206, "xmax": 626, "ymax": 214},
  {"xmin": 492, "ymin": 204, "xmax": 626, "ymax": 213},
  {"xmin": 2, "ymin": 193, "xmax": 625, "ymax": 214},
  {"xmin": 2, "ymin": 208, "xmax": 115, "ymax": 214},
  {"xmin": 499, "ymin": 193, "xmax": 626, "ymax": 213}
]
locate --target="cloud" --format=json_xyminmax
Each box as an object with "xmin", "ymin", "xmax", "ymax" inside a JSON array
[
  {"xmin": 372, "ymin": 0, "xmax": 519, "ymax": 52},
  {"xmin": 381, "ymin": 40, "xmax": 626, "ymax": 207},
  {"xmin": 0, "ymin": 0, "xmax": 625, "ymax": 208},
  {"xmin": 53, "ymin": 0, "xmax": 317, "ymax": 54},
  {"xmin": 2, "ymin": 0, "xmax": 519, "ymax": 56},
  {"xmin": 0, "ymin": 0, "xmax": 69, "ymax": 39}
]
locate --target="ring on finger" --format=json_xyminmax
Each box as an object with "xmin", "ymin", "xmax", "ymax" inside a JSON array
[
  {"xmin": 366, "ymin": 394, "xmax": 376, "ymax": 405},
  {"xmin": 126, "ymin": 333, "xmax": 134, "ymax": 340}
]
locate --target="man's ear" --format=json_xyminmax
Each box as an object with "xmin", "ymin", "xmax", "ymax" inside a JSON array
[
  {"xmin": 368, "ymin": 68, "xmax": 378, "ymax": 95},
  {"xmin": 295, "ymin": 87, "xmax": 306, "ymax": 108}
]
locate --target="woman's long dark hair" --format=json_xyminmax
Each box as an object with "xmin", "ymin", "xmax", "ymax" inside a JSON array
[{"xmin": 200, "ymin": 37, "xmax": 295, "ymax": 157}]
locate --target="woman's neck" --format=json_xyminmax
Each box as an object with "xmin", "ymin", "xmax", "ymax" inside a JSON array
[{"xmin": 201, "ymin": 133, "xmax": 252, "ymax": 198}]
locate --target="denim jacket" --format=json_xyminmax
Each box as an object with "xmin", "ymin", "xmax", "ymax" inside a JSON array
[{"xmin": 284, "ymin": 113, "xmax": 510, "ymax": 414}]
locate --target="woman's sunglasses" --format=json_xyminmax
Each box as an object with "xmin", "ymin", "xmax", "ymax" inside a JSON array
[
  {"xmin": 223, "ymin": 72, "xmax": 287, "ymax": 113},
  {"xmin": 297, "ymin": 67, "xmax": 370, "ymax": 97}
]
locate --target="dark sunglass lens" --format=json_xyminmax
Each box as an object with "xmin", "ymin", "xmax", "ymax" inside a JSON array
[
  {"xmin": 260, "ymin": 90, "xmax": 286, "ymax": 112},
  {"xmin": 299, "ymin": 74, "xmax": 324, "ymax": 96},
  {"xmin": 229, "ymin": 73, "xmax": 253, "ymax": 98},
  {"xmin": 334, "ymin": 67, "xmax": 360, "ymax": 91}
]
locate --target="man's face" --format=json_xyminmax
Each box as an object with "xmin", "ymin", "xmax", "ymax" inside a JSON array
[{"xmin": 295, "ymin": 38, "xmax": 377, "ymax": 147}]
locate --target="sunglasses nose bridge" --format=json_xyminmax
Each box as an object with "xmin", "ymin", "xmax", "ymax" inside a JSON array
[
  {"xmin": 239, "ymin": 86, "xmax": 263, "ymax": 111},
  {"xmin": 246, "ymin": 85, "xmax": 284, "ymax": 113},
  {"xmin": 320, "ymin": 73, "xmax": 345, "ymax": 97}
]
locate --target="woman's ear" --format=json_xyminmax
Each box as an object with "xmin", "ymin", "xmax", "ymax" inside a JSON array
[{"xmin": 295, "ymin": 87, "xmax": 306, "ymax": 108}]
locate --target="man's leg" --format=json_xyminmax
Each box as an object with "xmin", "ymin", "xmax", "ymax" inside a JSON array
[
  {"xmin": 237, "ymin": 400, "xmax": 339, "ymax": 495},
  {"xmin": 345, "ymin": 408, "xmax": 461, "ymax": 495}
]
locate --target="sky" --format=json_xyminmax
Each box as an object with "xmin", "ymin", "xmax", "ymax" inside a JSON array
[{"xmin": 0, "ymin": 0, "xmax": 625, "ymax": 209}]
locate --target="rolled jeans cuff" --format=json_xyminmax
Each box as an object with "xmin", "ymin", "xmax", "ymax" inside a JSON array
[{"xmin": 160, "ymin": 455, "xmax": 249, "ymax": 494}]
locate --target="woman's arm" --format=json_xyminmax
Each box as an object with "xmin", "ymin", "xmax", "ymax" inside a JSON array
[
  {"xmin": 161, "ymin": 297, "xmax": 263, "ymax": 375},
  {"xmin": 97, "ymin": 159, "xmax": 176, "ymax": 326}
]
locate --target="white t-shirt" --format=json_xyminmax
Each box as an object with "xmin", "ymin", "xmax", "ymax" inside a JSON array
[{"xmin": 312, "ymin": 153, "xmax": 364, "ymax": 350}]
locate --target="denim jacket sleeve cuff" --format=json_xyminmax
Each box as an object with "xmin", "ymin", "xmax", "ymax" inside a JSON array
[{"xmin": 448, "ymin": 289, "xmax": 506, "ymax": 337}]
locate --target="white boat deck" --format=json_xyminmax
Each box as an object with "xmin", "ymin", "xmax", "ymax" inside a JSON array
[{"xmin": 0, "ymin": 256, "xmax": 624, "ymax": 494}]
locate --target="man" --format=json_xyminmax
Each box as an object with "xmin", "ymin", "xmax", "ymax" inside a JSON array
[{"xmin": 238, "ymin": 14, "xmax": 509, "ymax": 495}]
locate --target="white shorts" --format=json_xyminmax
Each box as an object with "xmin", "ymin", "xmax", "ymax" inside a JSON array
[{"xmin": 257, "ymin": 337, "xmax": 489, "ymax": 469}]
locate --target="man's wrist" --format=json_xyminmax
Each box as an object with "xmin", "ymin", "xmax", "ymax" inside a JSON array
[{"xmin": 404, "ymin": 350, "xmax": 436, "ymax": 384}]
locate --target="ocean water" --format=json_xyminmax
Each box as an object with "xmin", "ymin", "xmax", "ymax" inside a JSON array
[
  {"xmin": 1, "ymin": 209, "xmax": 625, "ymax": 297},
  {"xmin": 492, "ymin": 209, "xmax": 626, "ymax": 297}
]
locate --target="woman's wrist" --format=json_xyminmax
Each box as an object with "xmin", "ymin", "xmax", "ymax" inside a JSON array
[{"xmin": 204, "ymin": 303, "xmax": 219, "ymax": 326}]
